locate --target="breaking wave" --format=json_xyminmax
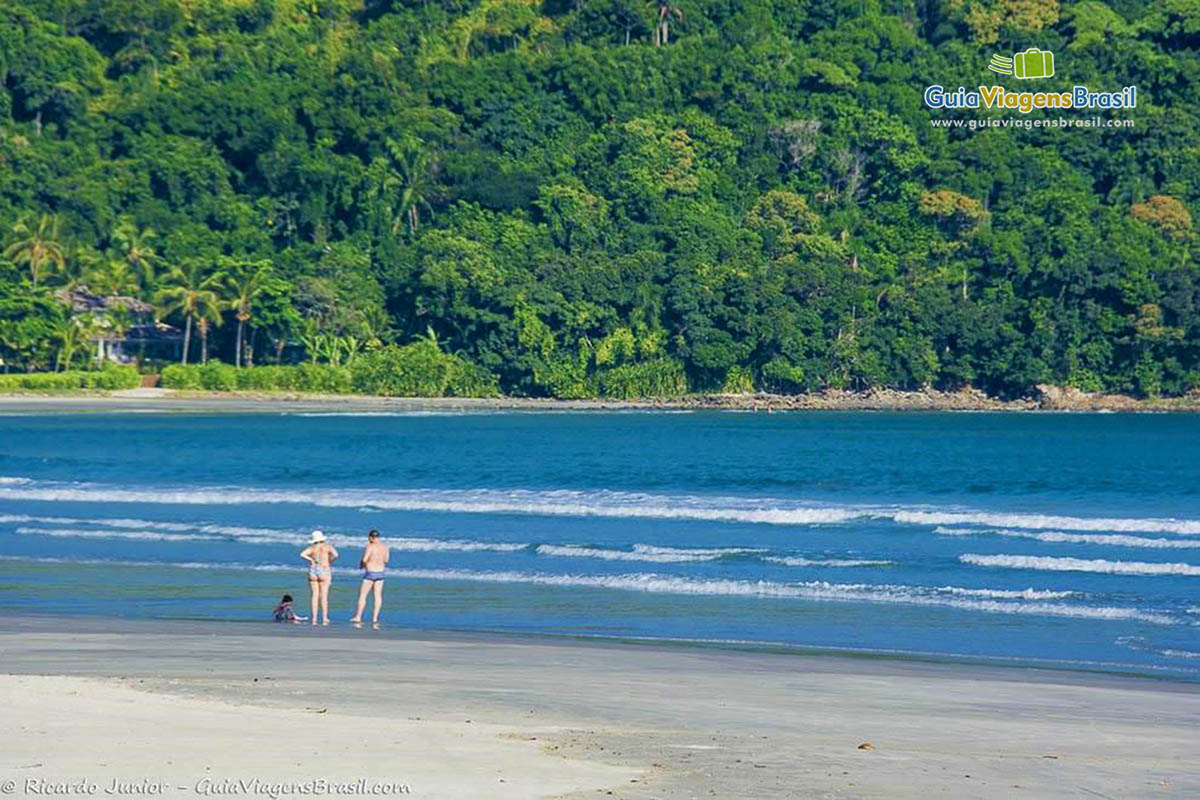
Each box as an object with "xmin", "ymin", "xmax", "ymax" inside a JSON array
[
  {"xmin": 897, "ymin": 511, "xmax": 1200, "ymax": 535},
  {"xmin": 934, "ymin": 526, "xmax": 1200, "ymax": 549},
  {"xmin": 383, "ymin": 569, "xmax": 1174, "ymax": 625},
  {"xmin": 534, "ymin": 543, "xmax": 762, "ymax": 563},
  {"xmin": 4, "ymin": 475, "xmax": 1200, "ymax": 535},
  {"xmin": 15, "ymin": 526, "xmax": 221, "ymax": 542},
  {"xmin": 0, "ymin": 480, "xmax": 862, "ymax": 524},
  {"xmin": 961, "ymin": 553, "xmax": 1200, "ymax": 577},
  {"xmin": 0, "ymin": 555, "xmax": 1172, "ymax": 625},
  {"xmin": 764, "ymin": 556, "xmax": 893, "ymax": 568}
]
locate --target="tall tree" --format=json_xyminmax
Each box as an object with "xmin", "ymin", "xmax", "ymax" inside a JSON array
[
  {"xmin": 52, "ymin": 317, "xmax": 82, "ymax": 372},
  {"xmin": 383, "ymin": 139, "xmax": 436, "ymax": 236},
  {"xmin": 195, "ymin": 312, "xmax": 222, "ymax": 365},
  {"xmin": 4, "ymin": 215, "xmax": 66, "ymax": 288},
  {"xmin": 156, "ymin": 262, "xmax": 222, "ymax": 365},
  {"xmin": 222, "ymin": 259, "xmax": 273, "ymax": 368},
  {"xmin": 110, "ymin": 218, "xmax": 159, "ymax": 290},
  {"xmin": 649, "ymin": 0, "xmax": 682, "ymax": 46}
]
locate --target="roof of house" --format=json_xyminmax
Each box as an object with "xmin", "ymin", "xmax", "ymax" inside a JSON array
[{"xmin": 53, "ymin": 286, "xmax": 154, "ymax": 315}]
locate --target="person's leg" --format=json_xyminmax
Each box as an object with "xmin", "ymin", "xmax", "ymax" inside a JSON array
[
  {"xmin": 351, "ymin": 580, "xmax": 371, "ymax": 622},
  {"xmin": 371, "ymin": 580, "xmax": 384, "ymax": 623},
  {"xmin": 309, "ymin": 579, "xmax": 319, "ymax": 625},
  {"xmin": 319, "ymin": 578, "xmax": 331, "ymax": 624}
]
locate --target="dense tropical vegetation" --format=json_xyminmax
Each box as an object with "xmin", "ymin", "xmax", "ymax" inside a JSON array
[{"xmin": 1, "ymin": 0, "xmax": 1197, "ymax": 397}]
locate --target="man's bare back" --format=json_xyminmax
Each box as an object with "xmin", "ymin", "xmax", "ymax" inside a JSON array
[{"xmin": 361, "ymin": 539, "xmax": 389, "ymax": 571}]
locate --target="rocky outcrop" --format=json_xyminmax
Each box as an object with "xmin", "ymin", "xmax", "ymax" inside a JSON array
[{"xmin": 1032, "ymin": 384, "xmax": 1194, "ymax": 411}]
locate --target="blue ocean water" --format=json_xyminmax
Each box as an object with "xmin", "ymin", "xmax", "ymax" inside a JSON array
[{"xmin": 1, "ymin": 410, "xmax": 1197, "ymax": 679}]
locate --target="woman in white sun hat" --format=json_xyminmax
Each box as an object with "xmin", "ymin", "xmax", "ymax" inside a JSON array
[{"xmin": 299, "ymin": 530, "xmax": 339, "ymax": 625}]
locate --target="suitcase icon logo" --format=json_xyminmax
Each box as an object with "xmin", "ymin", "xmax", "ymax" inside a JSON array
[{"xmin": 988, "ymin": 49, "xmax": 1055, "ymax": 80}]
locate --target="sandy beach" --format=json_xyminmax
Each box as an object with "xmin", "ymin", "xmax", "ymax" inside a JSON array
[
  {"xmin": 3, "ymin": 385, "xmax": 1200, "ymax": 413},
  {"xmin": 0, "ymin": 617, "xmax": 1195, "ymax": 799}
]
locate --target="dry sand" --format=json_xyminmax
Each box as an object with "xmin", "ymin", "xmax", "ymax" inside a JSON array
[
  {"xmin": 2, "ymin": 674, "xmax": 630, "ymax": 799},
  {"xmin": 0, "ymin": 618, "xmax": 1196, "ymax": 799}
]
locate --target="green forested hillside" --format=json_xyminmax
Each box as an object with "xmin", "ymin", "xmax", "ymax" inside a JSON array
[{"xmin": 1, "ymin": 0, "xmax": 1198, "ymax": 397}]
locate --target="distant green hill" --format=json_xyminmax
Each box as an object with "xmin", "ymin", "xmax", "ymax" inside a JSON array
[{"xmin": 1, "ymin": 0, "xmax": 1197, "ymax": 397}]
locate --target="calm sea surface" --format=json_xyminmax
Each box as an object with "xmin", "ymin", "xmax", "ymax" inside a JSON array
[{"xmin": 1, "ymin": 410, "xmax": 1197, "ymax": 679}]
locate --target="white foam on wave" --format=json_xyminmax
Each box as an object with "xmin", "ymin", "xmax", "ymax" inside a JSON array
[
  {"xmin": 1, "ymin": 512, "xmax": 535, "ymax": 552},
  {"xmin": 1161, "ymin": 649, "xmax": 1200, "ymax": 659},
  {"xmin": 391, "ymin": 537, "xmax": 528, "ymax": 553},
  {"xmin": 5, "ymin": 476, "xmax": 1200, "ymax": 536},
  {"xmin": 0, "ymin": 554, "xmax": 295, "ymax": 573},
  {"xmin": 0, "ymin": 555, "xmax": 1172, "ymax": 624},
  {"xmin": 901, "ymin": 511, "xmax": 1200, "ymax": 536},
  {"xmin": 1117, "ymin": 637, "xmax": 1200, "ymax": 660},
  {"xmin": 0, "ymin": 512, "xmax": 301, "ymax": 541},
  {"xmin": 387, "ymin": 569, "xmax": 1175, "ymax": 625},
  {"xmin": 765, "ymin": 556, "xmax": 893, "ymax": 568},
  {"xmin": 0, "ymin": 480, "xmax": 863, "ymax": 524},
  {"xmin": 535, "ymin": 543, "xmax": 760, "ymax": 563},
  {"xmin": 933, "ymin": 585, "xmax": 1077, "ymax": 600},
  {"xmin": 15, "ymin": 526, "xmax": 220, "ymax": 542},
  {"xmin": 934, "ymin": 526, "xmax": 1200, "ymax": 550},
  {"xmin": 961, "ymin": 553, "xmax": 1200, "ymax": 577},
  {"xmin": 0, "ymin": 512, "xmax": 886, "ymax": 569}
]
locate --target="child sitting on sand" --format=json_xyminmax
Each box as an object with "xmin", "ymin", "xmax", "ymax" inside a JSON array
[{"xmin": 272, "ymin": 594, "xmax": 308, "ymax": 623}]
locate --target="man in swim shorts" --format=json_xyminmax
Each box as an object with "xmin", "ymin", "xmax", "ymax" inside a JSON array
[{"xmin": 350, "ymin": 529, "xmax": 390, "ymax": 624}]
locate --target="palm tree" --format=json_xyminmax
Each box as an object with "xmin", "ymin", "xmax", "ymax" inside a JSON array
[
  {"xmin": 111, "ymin": 217, "xmax": 158, "ymax": 289},
  {"xmin": 384, "ymin": 139, "xmax": 435, "ymax": 236},
  {"xmin": 4, "ymin": 214, "xmax": 66, "ymax": 287},
  {"xmin": 186, "ymin": 274, "xmax": 224, "ymax": 366},
  {"xmin": 223, "ymin": 261, "xmax": 272, "ymax": 368},
  {"xmin": 88, "ymin": 259, "xmax": 142, "ymax": 297},
  {"xmin": 52, "ymin": 317, "xmax": 82, "ymax": 372},
  {"xmin": 299, "ymin": 323, "xmax": 322, "ymax": 365},
  {"xmin": 417, "ymin": 325, "xmax": 441, "ymax": 349},
  {"xmin": 358, "ymin": 305, "xmax": 392, "ymax": 350},
  {"xmin": 156, "ymin": 262, "xmax": 222, "ymax": 365},
  {"xmin": 649, "ymin": 0, "xmax": 683, "ymax": 46},
  {"xmin": 195, "ymin": 313, "xmax": 222, "ymax": 365}
]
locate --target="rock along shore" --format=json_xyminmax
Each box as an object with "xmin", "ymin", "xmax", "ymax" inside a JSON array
[{"xmin": 3, "ymin": 384, "xmax": 1199, "ymax": 412}]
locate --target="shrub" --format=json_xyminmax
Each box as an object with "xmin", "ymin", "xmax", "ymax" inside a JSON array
[
  {"xmin": 351, "ymin": 342, "xmax": 498, "ymax": 397},
  {"xmin": 198, "ymin": 361, "xmax": 238, "ymax": 391},
  {"xmin": 1066, "ymin": 369, "xmax": 1105, "ymax": 394},
  {"xmin": 0, "ymin": 372, "xmax": 74, "ymax": 391},
  {"xmin": 84, "ymin": 366, "xmax": 140, "ymax": 390},
  {"xmin": 161, "ymin": 363, "xmax": 352, "ymax": 393},
  {"xmin": 152, "ymin": 353, "xmax": 492, "ymax": 397},
  {"xmin": 295, "ymin": 364, "xmax": 352, "ymax": 393},
  {"xmin": 447, "ymin": 359, "xmax": 501, "ymax": 397},
  {"xmin": 591, "ymin": 358, "xmax": 689, "ymax": 399},
  {"xmin": 235, "ymin": 366, "xmax": 297, "ymax": 391},
  {"xmin": 535, "ymin": 356, "xmax": 589, "ymax": 399},
  {"xmin": 721, "ymin": 365, "xmax": 755, "ymax": 394},
  {"xmin": 760, "ymin": 357, "xmax": 807, "ymax": 394},
  {"xmin": 0, "ymin": 367, "xmax": 139, "ymax": 391},
  {"xmin": 161, "ymin": 364, "xmax": 201, "ymax": 389}
]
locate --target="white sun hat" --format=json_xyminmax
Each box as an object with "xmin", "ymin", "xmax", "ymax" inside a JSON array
[{"xmin": 309, "ymin": 530, "xmax": 327, "ymax": 544}]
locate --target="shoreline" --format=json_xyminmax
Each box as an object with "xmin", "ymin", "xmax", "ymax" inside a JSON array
[
  {"xmin": 2, "ymin": 616, "xmax": 1196, "ymax": 799},
  {"xmin": 2, "ymin": 383, "xmax": 1200, "ymax": 413},
  {"xmin": 5, "ymin": 611, "xmax": 1196, "ymax": 688}
]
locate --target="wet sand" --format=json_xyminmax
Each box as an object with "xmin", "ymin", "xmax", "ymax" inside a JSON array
[{"xmin": 0, "ymin": 617, "xmax": 1195, "ymax": 799}]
